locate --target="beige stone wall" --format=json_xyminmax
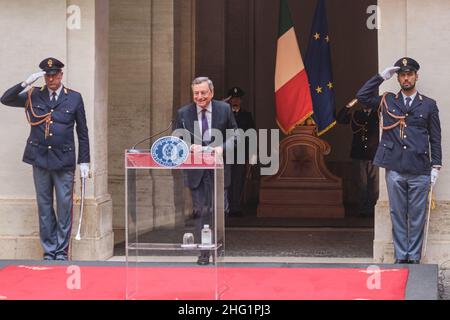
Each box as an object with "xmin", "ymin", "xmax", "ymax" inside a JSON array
[
  {"xmin": 0, "ymin": 0, "xmax": 113, "ymax": 260},
  {"xmin": 108, "ymin": 0, "xmax": 152, "ymax": 241},
  {"xmin": 109, "ymin": 0, "xmax": 195, "ymax": 244},
  {"xmin": 378, "ymin": 0, "xmax": 450, "ymax": 297}
]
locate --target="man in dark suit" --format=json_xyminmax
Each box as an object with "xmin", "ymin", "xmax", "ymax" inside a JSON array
[
  {"xmin": 336, "ymin": 100, "xmax": 379, "ymax": 216},
  {"xmin": 224, "ymin": 86, "xmax": 255, "ymax": 216},
  {"xmin": 1, "ymin": 58, "xmax": 90, "ymax": 261},
  {"xmin": 356, "ymin": 57, "xmax": 442, "ymax": 264},
  {"xmin": 174, "ymin": 77, "xmax": 237, "ymax": 265}
]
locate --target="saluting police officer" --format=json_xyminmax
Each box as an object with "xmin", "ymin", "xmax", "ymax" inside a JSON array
[
  {"xmin": 355, "ymin": 57, "xmax": 442, "ymax": 264},
  {"xmin": 336, "ymin": 100, "xmax": 379, "ymax": 216},
  {"xmin": 1, "ymin": 58, "xmax": 90, "ymax": 261}
]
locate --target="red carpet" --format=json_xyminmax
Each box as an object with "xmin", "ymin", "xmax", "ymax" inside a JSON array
[{"xmin": 0, "ymin": 265, "xmax": 408, "ymax": 300}]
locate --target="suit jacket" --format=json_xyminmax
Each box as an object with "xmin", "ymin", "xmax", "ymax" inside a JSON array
[
  {"xmin": 336, "ymin": 107, "xmax": 379, "ymax": 161},
  {"xmin": 356, "ymin": 75, "xmax": 441, "ymax": 175},
  {"xmin": 1, "ymin": 83, "xmax": 90, "ymax": 171},
  {"xmin": 174, "ymin": 100, "xmax": 238, "ymax": 189}
]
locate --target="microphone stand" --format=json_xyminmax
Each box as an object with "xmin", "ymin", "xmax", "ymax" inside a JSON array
[{"xmin": 129, "ymin": 120, "xmax": 174, "ymax": 152}]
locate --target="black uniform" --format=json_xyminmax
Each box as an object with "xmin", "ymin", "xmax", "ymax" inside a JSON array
[
  {"xmin": 226, "ymin": 87, "xmax": 255, "ymax": 215},
  {"xmin": 337, "ymin": 106, "xmax": 379, "ymax": 216}
]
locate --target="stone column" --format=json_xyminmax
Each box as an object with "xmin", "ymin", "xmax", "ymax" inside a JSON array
[
  {"xmin": 108, "ymin": 0, "xmax": 152, "ymax": 244},
  {"xmin": 67, "ymin": 0, "xmax": 113, "ymax": 260},
  {"xmin": 109, "ymin": 0, "xmax": 196, "ymax": 243}
]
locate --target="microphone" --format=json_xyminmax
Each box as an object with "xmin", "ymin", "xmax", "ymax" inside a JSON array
[{"xmin": 130, "ymin": 119, "xmax": 175, "ymax": 151}]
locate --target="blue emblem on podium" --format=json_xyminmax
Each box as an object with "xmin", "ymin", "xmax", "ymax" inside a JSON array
[{"xmin": 151, "ymin": 136, "xmax": 189, "ymax": 167}]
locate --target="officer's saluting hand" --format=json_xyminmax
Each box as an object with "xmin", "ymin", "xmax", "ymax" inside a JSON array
[{"xmin": 379, "ymin": 66, "xmax": 400, "ymax": 80}]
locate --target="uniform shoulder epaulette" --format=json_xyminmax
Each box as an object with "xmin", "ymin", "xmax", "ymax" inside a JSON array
[
  {"xmin": 418, "ymin": 94, "xmax": 435, "ymax": 104},
  {"xmin": 64, "ymin": 87, "xmax": 79, "ymax": 94},
  {"xmin": 27, "ymin": 86, "xmax": 39, "ymax": 94}
]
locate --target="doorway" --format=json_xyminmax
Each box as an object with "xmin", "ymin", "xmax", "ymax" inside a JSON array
[{"xmin": 194, "ymin": 0, "xmax": 378, "ymax": 225}]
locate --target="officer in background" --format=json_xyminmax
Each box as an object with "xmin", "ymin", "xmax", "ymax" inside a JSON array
[
  {"xmin": 1, "ymin": 58, "xmax": 90, "ymax": 261},
  {"xmin": 336, "ymin": 99, "xmax": 379, "ymax": 216},
  {"xmin": 224, "ymin": 86, "xmax": 255, "ymax": 216},
  {"xmin": 356, "ymin": 57, "xmax": 442, "ymax": 264}
]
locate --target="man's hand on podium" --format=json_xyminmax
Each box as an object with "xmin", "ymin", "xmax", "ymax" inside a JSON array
[
  {"xmin": 214, "ymin": 146, "xmax": 223, "ymax": 156},
  {"xmin": 190, "ymin": 144, "xmax": 203, "ymax": 153}
]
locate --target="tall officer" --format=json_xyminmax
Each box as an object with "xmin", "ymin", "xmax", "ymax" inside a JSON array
[
  {"xmin": 355, "ymin": 57, "xmax": 442, "ymax": 264},
  {"xmin": 1, "ymin": 58, "xmax": 90, "ymax": 261},
  {"xmin": 337, "ymin": 100, "xmax": 379, "ymax": 216}
]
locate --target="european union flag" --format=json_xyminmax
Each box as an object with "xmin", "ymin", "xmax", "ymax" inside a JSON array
[{"xmin": 305, "ymin": 0, "xmax": 336, "ymax": 136}]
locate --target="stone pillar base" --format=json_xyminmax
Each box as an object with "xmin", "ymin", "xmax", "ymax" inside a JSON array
[{"xmin": 0, "ymin": 196, "xmax": 114, "ymax": 260}]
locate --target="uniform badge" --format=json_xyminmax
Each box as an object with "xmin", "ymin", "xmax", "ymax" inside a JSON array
[
  {"xmin": 48, "ymin": 59, "xmax": 53, "ymax": 67},
  {"xmin": 151, "ymin": 136, "xmax": 189, "ymax": 167},
  {"xmin": 402, "ymin": 58, "xmax": 408, "ymax": 67}
]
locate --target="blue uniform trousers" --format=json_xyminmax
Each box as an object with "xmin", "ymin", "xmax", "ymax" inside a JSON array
[
  {"xmin": 33, "ymin": 166, "xmax": 75, "ymax": 260},
  {"xmin": 386, "ymin": 170, "xmax": 430, "ymax": 260}
]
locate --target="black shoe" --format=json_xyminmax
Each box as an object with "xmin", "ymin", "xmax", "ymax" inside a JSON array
[
  {"xmin": 43, "ymin": 255, "xmax": 54, "ymax": 261},
  {"xmin": 197, "ymin": 255, "xmax": 210, "ymax": 266},
  {"xmin": 394, "ymin": 259, "xmax": 409, "ymax": 264},
  {"xmin": 408, "ymin": 260, "xmax": 420, "ymax": 264},
  {"xmin": 55, "ymin": 255, "xmax": 68, "ymax": 261}
]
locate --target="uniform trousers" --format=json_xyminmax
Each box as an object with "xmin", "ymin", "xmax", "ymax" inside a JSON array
[
  {"xmin": 385, "ymin": 170, "xmax": 430, "ymax": 261},
  {"xmin": 33, "ymin": 166, "xmax": 74, "ymax": 260},
  {"xmin": 354, "ymin": 159, "xmax": 379, "ymax": 216}
]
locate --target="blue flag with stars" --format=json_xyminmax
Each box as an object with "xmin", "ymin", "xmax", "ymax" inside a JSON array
[{"xmin": 305, "ymin": 0, "xmax": 336, "ymax": 136}]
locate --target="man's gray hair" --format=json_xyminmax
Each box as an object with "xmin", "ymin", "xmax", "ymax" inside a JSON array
[{"xmin": 191, "ymin": 77, "xmax": 214, "ymax": 91}]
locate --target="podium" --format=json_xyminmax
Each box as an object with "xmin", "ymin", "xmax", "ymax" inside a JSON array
[{"xmin": 125, "ymin": 149, "xmax": 225, "ymax": 300}]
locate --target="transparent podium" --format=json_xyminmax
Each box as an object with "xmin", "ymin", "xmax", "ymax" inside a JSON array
[{"xmin": 125, "ymin": 149, "xmax": 225, "ymax": 300}]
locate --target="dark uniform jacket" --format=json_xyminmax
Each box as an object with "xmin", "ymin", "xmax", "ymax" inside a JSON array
[
  {"xmin": 174, "ymin": 100, "xmax": 238, "ymax": 189},
  {"xmin": 336, "ymin": 107, "xmax": 379, "ymax": 161},
  {"xmin": 233, "ymin": 110, "xmax": 255, "ymax": 163},
  {"xmin": 356, "ymin": 75, "xmax": 441, "ymax": 175},
  {"xmin": 1, "ymin": 83, "xmax": 90, "ymax": 171},
  {"xmin": 233, "ymin": 110, "xmax": 254, "ymax": 132}
]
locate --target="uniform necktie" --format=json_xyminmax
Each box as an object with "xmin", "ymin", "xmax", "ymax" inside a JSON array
[
  {"xmin": 51, "ymin": 92, "xmax": 57, "ymax": 105},
  {"xmin": 405, "ymin": 97, "xmax": 412, "ymax": 110},
  {"xmin": 201, "ymin": 109, "xmax": 210, "ymax": 143}
]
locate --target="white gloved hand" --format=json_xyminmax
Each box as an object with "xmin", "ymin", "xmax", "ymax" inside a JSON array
[
  {"xmin": 431, "ymin": 168, "xmax": 439, "ymax": 186},
  {"xmin": 80, "ymin": 163, "xmax": 90, "ymax": 179},
  {"xmin": 23, "ymin": 71, "xmax": 46, "ymax": 87},
  {"xmin": 379, "ymin": 66, "xmax": 400, "ymax": 81}
]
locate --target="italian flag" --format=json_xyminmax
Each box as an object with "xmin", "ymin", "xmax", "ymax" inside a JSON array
[{"xmin": 275, "ymin": 0, "xmax": 313, "ymax": 134}]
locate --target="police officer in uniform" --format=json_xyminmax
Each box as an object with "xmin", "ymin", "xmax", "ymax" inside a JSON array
[
  {"xmin": 224, "ymin": 87, "xmax": 255, "ymax": 216},
  {"xmin": 337, "ymin": 99, "xmax": 379, "ymax": 216},
  {"xmin": 355, "ymin": 57, "xmax": 442, "ymax": 264},
  {"xmin": 1, "ymin": 58, "xmax": 90, "ymax": 261}
]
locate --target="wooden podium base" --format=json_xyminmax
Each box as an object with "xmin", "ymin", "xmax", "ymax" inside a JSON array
[{"xmin": 257, "ymin": 126, "xmax": 344, "ymax": 218}]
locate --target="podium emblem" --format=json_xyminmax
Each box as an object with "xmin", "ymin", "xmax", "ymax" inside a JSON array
[{"xmin": 151, "ymin": 136, "xmax": 189, "ymax": 167}]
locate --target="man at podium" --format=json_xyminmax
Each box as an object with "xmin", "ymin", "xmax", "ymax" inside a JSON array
[{"xmin": 174, "ymin": 77, "xmax": 237, "ymax": 265}]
